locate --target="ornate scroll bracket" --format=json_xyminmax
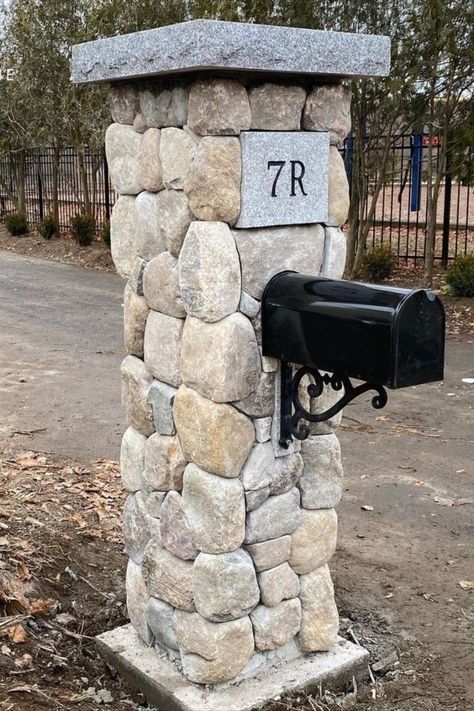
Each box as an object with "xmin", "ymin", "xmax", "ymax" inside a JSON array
[{"xmin": 279, "ymin": 361, "xmax": 388, "ymax": 449}]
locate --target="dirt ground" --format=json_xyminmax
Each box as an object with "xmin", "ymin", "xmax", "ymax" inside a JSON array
[{"xmin": 0, "ymin": 232, "xmax": 473, "ymax": 710}]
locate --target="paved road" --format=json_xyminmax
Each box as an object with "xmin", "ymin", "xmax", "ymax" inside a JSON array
[{"xmin": 0, "ymin": 251, "xmax": 124, "ymax": 459}]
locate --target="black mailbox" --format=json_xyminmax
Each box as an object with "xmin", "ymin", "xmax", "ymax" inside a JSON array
[{"xmin": 261, "ymin": 271, "xmax": 445, "ymax": 446}]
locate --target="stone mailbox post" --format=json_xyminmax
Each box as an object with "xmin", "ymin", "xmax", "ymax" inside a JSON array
[{"xmin": 72, "ymin": 20, "xmax": 390, "ymax": 710}]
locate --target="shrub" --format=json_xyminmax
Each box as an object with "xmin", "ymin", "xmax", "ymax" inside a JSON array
[
  {"xmin": 4, "ymin": 212, "xmax": 28, "ymax": 236},
  {"xmin": 445, "ymin": 255, "xmax": 474, "ymax": 297},
  {"xmin": 71, "ymin": 213, "xmax": 95, "ymax": 246},
  {"xmin": 38, "ymin": 214, "xmax": 59, "ymax": 240},
  {"xmin": 360, "ymin": 244, "xmax": 397, "ymax": 282},
  {"xmin": 100, "ymin": 220, "xmax": 111, "ymax": 248}
]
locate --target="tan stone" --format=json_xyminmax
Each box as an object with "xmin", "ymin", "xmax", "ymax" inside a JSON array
[
  {"xmin": 187, "ymin": 78, "xmax": 251, "ymax": 136},
  {"xmin": 327, "ymin": 146, "xmax": 350, "ymax": 227},
  {"xmin": 249, "ymin": 83, "xmax": 306, "ymax": 130},
  {"xmin": 105, "ymin": 123, "xmax": 141, "ymax": 195},
  {"xmin": 193, "ymin": 549, "xmax": 259, "ymax": 622},
  {"xmin": 299, "ymin": 434, "xmax": 343, "ymax": 509},
  {"xmin": 303, "ymin": 84, "xmax": 351, "ymax": 145},
  {"xmin": 142, "ymin": 253, "xmax": 186, "ymax": 318},
  {"xmin": 174, "ymin": 385, "xmax": 254, "ymax": 477},
  {"xmin": 156, "ymin": 190, "xmax": 193, "ymax": 257},
  {"xmin": 110, "ymin": 195, "xmax": 136, "ymax": 279},
  {"xmin": 139, "ymin": 85, "xmax": 189, "ymax": 128},
  {"xmin": 258, "ymin": 562, "xmax": 300, "ymax": 607},
  {"xmin": 123, "ymin": 491, "xmax": 153, "ymax": 564},
  {"xmin": 180, "ymin": 314, "xmax": 260, "ymax": 402},
  {"xmin": 234, "ymin": 370, "xmax": 275, "ymax": 418},
  {"xmin": 246, "ymin": 536, "xmax": 292, "ymax": 573},
  {"xmin": 120, "ymin": 426, "xmax": 146, "ymax": 492},
  {"xmin": 245, "ymin": 488, "xmax": 301, "ymax": 545},
  {"xmin": 184, "ymin": 137, "xmax": 241, "ymax": 224},
  {"xmin": 160, "ymin": 491, "xmax": 198, "ymax": 560},
  {"xmin": 182, "ymin": 464, "xmax": 245, "ymax": 554},
  {"xmin": 134, "ymin": 191, "xmax": 166, "ymax": 261},
  {"xmin": 123, "ymin": 284, "xmax": 149, "ymax": 357},
  {"xmin": 250, "ymin": 599, "xmax": 301, "ymax": 651},
  {"xmin": 137, "ymin": 128, "xmax": 163, "ymax": 192},
  {"xmin": 160, "ymin": 127, "xmax": 198, "ymax": 189},
  {"xmin": 144, "ymin": 433, "xmax": 186, "ymax": 491},
  {"xmin": 289, "ymin": 509, "xmax": 338, "ymax": 574},
  {"xmin": 142, "ymin": 538, "xmax": 194, "ymax": 611},
  {"xmin": 174, "ymin": 610, "xmax": 254, "ymax": 684},
  {"xmin": 144, "ymin": 310, "xmax": 184, "ymax": 387},
  {"xmin": 298, "ymin": 564, "xmax": 339, "ymax": 652},
  {"xmin": 178, "ymin": 221, "xmax": 241, "ymax": 322},
  {"xmin": 121, "ymin": 355, "xmax": 155, "ymax": 436}
]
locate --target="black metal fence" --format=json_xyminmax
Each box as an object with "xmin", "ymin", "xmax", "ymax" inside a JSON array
[{"xmin": 0, "ymin": 137, "xmax": 472, "ymax": 263}]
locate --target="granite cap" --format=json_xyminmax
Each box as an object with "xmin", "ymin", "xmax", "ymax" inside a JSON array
[{"xmin": 71, "ymin": 20, "xmax": 390, "ymax": 85}]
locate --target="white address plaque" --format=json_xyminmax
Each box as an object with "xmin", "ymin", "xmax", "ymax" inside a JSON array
[{"xmin": 235, "ymin": 131, "xmax": 330, "ymax": 229}]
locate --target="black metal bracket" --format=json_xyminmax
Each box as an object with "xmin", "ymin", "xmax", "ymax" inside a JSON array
[{"xmin": 279, "ymin": 361, "xmax": 388, "ymax": 448}]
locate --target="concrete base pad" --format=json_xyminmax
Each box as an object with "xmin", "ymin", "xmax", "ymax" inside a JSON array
[{"xmin": 96, "ymin": 624, "xmax": 369, "ymax": 711}]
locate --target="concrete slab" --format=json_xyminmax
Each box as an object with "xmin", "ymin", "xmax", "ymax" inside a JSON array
[
  {"xmin": 71, "ymin": 20, "xmax": 390, "ymax": 85},
  {"xmin": 96, "ymin": 623, "xmax": 369, "ymax": 711}
]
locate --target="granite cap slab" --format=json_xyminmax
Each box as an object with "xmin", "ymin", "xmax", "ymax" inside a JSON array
[{"xmin": 71, "ymin": 20, "xmax": 390, "ymax": 85}]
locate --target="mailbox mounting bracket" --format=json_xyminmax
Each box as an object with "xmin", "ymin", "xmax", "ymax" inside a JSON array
[{"xmin": 279, "ymin": 361, "xmax": 388, "ymax": 448}]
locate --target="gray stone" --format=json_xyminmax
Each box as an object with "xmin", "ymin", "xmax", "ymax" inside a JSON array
[
  {"xmin": 327, "ymin": 146, "xmax": 350, "ymax": 227},
  {"xmin": 270, "ymin": 453, "xmax": 304, "ymax": 496},
  {"xmin": 249, "ymin": 83, "xmax": 306, "ymax": 131},
  {"xmin": 182, "ymin": 464, "xmax": 245, "ymax": 554},
  {"xmin": 289, "ymin": 509, "xmax": 338, "ymax": 575},
  {"xmin": 134, "ymin": 191, "xmax": 167, "ymax": 261},
  {"xmin": 241, "ymin": 442, "xmax": 274, "ymax": 494},
  {"xmin": 160, "ymin": 127, "xmax": 198, "ymax": 189},
  {"xmin": 124, "ymin": 283, "xmax": 149, "ymax": 357},
  {"xmin": 125, "ymin": 559, "xmax": 151, "ymax": 644},
  {"xmin": 143, "ymin": 253, "xmax": 186, "ymax": 318},
  {"xmin": 121, "ymin": 355, "xmax": 155, "ymax": 436},
  {"xmin": 144, "ymin": 310, "xmax": 184, "ymax": 387},
  {"xmin": 299, "ymin": 434, "xmax": 343, "ymax": 509},
  {"xmin": 245, "ymin": 488, "xmax": 301, "ymax": 545},
  {"xmin": 184, "ymin": 137, "xmax": 241, "ymax": 224},
  {"xmin": 72, "ymin": 21, "xmax": 391, "ymax": 85},
  {"xmin": 133, "ymin": 112, "xmax": 147, "ymax": 133},
  {"xmin": 96, "ymin": 622, "xmax": 370, "ymax": 708},
  {"xmin": 109, "ymin": 84, "xmax": 139, "ymax": 124},
  {"xmin": 145, "ymin": 597, "xmax": 179, "ymax": 650},
  {"xmin": 174, "ymin": 385, "xmax": 254, "ymax": 477},
  {"xmin": 144, "ymin": 433, "xmax": 186, "ymax": 491},
  {"xmin": 120, "ymin": 426, "xmax": 146, "ymax": 492},
  {"xmin": 142, "ymin": 539, "xmax": 194, "ymax": 611},
  {"xmin": 105, "ymin": 123, "xmax": 142, "ymax": 195},
  {"xmin": 239, "ymin": 291, "xmax": 260, "ymax": 318},
  {"xmin": 160, "ymin": 491, "xmax": 198, "ymax": 560},
  {"xmin": 137, "ymin": 128, "xmax": 163, "ymax": 192},
  {"xmin": 129, "ymin": 257, "xmax": 147, "ymax": 295},
  {"xmin": 236, "ymin": 131, "xmax": 329, "ymax": 229},
  {"xmin": 174, "ymin": 611, "xmax": 254, "ymax": 684},
  {"xmin": 187, "ymin": 78, "xmax": 251, "ymax": 136},
  {"xmin": 261, "ymin": 354, "xmax": 278, "ymax": 373},
  {"xmin": 156, "ymin": 190, "xmax": 193, "ymax": 258},
  {"xmin": 322, "ymin": 227, "xmax": 347, "ymax": 278},
  {"xmin": 245, "ymin": 488, "xmax": 270, "ymax": 512},
  {"xmin": 246, "ymin": 536, "xmax": 292, "ymax": 573},
  {"xmin": 233, "ymin": 224, "xmax": 325, "ymax": 299},
  {"xmin": 139, "ymin": 85, "xmax": 189, "ymax": 128},
  {"xmin": 147, "ymin": 380, "xmax": 177, "ymax": 436},
  {"xmin": 178, "ymin": 221, "xmax": 241, "ymax": 322},
  {"xmin": 123, "ymin": 491, "xmax": 153, "ymax": 564},
  {"xmin": 180, "ymin": 314, "xmax": 260, "ymax": 402},
  {"xmin": 303, "ymin": 84, "xmax": 351, "ymax": 145},
  {"xmin": 193, "ymin": 549, "xmax": 259, "ymax": 622},
  {"xmin": 146, "ymin": 491, "xmax": 167, "ymax": 518},
  {"xmin": 258, "ymin": 562, "xmax": 299, "ymax": 607},
  {"xmin": 254, "ymin": 417, "xmax": 272, "ymax": 443},
  {"xmin": 250, "ymin": 599, "xmax": 301, "ymax": 651},
  {"xmin": 298, "ymin": 564, "xmax": 339, "ymax": 652},
  {"xmin": 234, "ymin": 370, "xmax": 275, "ymax": 417},
  {"xmin": 110, "ymin": 195, "xmax": 136, "ymax": 279}
]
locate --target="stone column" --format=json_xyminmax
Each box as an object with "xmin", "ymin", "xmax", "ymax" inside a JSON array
[{"xmin": 72, "ymin": 19, "xmax": 390, "ymax": 701}]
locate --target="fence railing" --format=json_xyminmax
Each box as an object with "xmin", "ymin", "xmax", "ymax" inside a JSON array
[{"xmin": 0, "ymin": 137, "xmax": 472, "ymax": 263}]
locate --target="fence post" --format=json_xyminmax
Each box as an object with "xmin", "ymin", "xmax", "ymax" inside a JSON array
[
  {"xmin": 37, "ymin": 164, "xmax": 44, "ymax": 221},
  {"xmin": 441, "ymin": 148, "xmax": 452, "ymax": 267},
  {"xmin": 410, "ymin": 133, "xmax": 422, "ymax": 212},
  {"xmin": 103, "ymin": 149, "xmax": 110, "ymax": 221}
]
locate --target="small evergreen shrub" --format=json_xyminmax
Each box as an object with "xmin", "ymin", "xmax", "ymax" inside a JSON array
[
  {"xmin": 445, "ymin": 255, "xmax": 474, "ymax": 297},
  {"xmin": 38, "ymin": 214, "xmax": 59, "ymax": 240},
  {"xmin": 101, "ymin": 220, "xmax": 111, "ymax": 248},
  {"xmin": 71, "ymin": 213, "xmax": 95, "ymax": 246},
  {"xmin": 360, "ymin": 244, "xmax": 397, "ymax": 281},
  {"xmin": 4, "ymin": 212, "xmax": 28, "ymax": 236}
]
